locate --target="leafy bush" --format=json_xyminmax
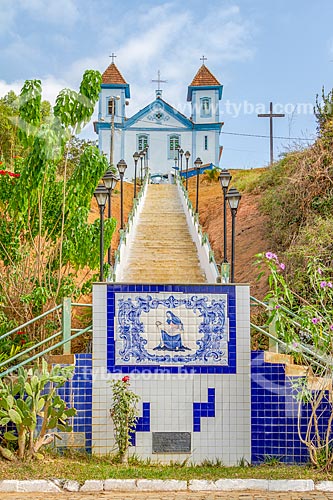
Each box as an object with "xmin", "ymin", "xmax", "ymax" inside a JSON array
[
  {"xmin": 109, "ymin": 376, "xmax": 140, "ymax": 464},
  {"xmin": 0, "ymin": 359, "xmax": 75, "ymax": 460}
]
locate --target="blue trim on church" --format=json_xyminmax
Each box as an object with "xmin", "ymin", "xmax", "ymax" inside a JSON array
[
  {"xmin": 123, "ymin": 98, "xmax": 193, "ymax": 130},
  {"xmin": 194, "ymin": 123, "xmax": 223, "ymax": 131},
  {"xmin": 101, "ymin": 83, "xmax": 130, "ymax": 98},
  {"xmin": 187, "ymin": 85, "xmax": 223, "ymax": 101}
]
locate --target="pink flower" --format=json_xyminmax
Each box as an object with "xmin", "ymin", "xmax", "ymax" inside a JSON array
[
  {"xmin": 328, "ymin": 282, "xmax": 333, "ymax": 288},
  {"xmin": 320, "ymin": 281, "xmax": 327, "ymax": 288},
  {"xmin": 279, "ymin": 263, "xmax": 285, "ymax": 270},
  {"xmin": 122, "ymin": 376, "xmax": 130, "ymax": 383},
  {"xmin": 265, "ymin": 252, "xmax": 274, "ymax": 259},
  {"xmin": 275, "ymin": 305, "xmax": 280, "ymax": 309},
  {"xmin": 318, "ymin": 268, "xmax": 323, "ymax": 275},
  {"xmin": 312, "ymin": 318, "xmax": 320, "ymax": 324},
  {"xmin": 330, "ymin": 325, "xmax": 333, "ymax": 331}
]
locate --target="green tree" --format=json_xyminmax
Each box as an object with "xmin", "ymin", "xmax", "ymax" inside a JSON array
[
  {"xmin": 0, "ymin": 70, "xmax": 116, "ymax": 332},
  {"xmin": 0, "ymin": 91, "xmax": 51, "ymax": 168}
]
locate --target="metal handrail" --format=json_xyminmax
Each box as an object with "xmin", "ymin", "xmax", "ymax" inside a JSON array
[
  {"xmin": 0, "ymin": 330, "xmax": 62, "ymax": 370},
  {"xmin": 0, "ymin": 304, "xmax": 62, "ymax": 341},
  {"xmin": 0, "ymin": 325, "xmax": 92, "ymax": 378},
  {"xmin": 0, "ymin": 298, "xmax": 92, "ymax": 377},
  {"xmin": 250, "ymin": 295, "xmax": 331, "ymax": 369}
]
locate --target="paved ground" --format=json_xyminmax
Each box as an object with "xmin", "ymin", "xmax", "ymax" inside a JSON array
[{"xmin": 2, "ymin": 492, "xmax": 333, "ymax": 500}]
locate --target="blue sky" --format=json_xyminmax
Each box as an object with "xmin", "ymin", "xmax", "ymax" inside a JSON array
[{"xmin": 1, "ymin": 0, "xmax": 333, "ymax": 169}]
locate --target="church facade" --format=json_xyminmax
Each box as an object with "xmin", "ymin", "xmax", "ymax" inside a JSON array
[{"xmin": 94, "ymin": 61, "xmax": 224, "ymax": 176}]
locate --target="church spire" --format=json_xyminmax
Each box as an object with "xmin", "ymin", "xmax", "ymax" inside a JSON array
[
  {"xmin": 102, "ymin": 60, "xmax": 127, "ymax": 85},
  {"xmin": 189, "ymin": 61, "xmax": 221, "ymax": 87}
]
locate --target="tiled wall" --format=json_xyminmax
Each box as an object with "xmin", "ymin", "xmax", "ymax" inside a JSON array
[
  {"xmin": 58, "ymin": 348, "xmax": 332, "ymax": 465},
  {"xmin": 92, "ymin": 283, "xmax": 251, "ymax": 464},
  {"xmin": 57, "ymin": 354, "xmax": 92, "ymax": 452},
  {"xmin": 53, "ymin": 330, "xmax": 332, "ymax": 464},
  {"xmin": 251, "ymin": 351, "xmax": 332, "ymax": 464}
]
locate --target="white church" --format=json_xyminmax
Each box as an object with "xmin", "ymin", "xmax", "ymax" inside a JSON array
[{"xmin": 94, "ymin": 59, "xmax": 224, "ymax": 175}]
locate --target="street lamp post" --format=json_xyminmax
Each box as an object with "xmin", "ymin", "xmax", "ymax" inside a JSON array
[
  {"xmin": 145, "ymin": 145, "xmax": 149, "ymax": 171},
  {"xmin": 94, "ymin": 184, "xmax": 109, "ymax": 282},
  {"xmin": 133, "ymin": 151, "xmax": 139, "ymax": 198},
  {"xmin": 117, "ymin": 159, "xmax": 127, "ymax": 230},
  {"xmin": 174, "ymin": 156, "xmax": 178, "ymax": 171},
  {"xmin": 139, "ymin": 150, "xmax": 144, "ymax": 183},
  {"xmin": 176, "ymin": 145, "xmax": 180, "ymax": 167},
  {"xmin": 185, "ymin": 150, "xmax": 191, "ymax": 190},
  {"xmin": 102, "ymin": 169, "xmax": 118, "ymax": 265},
  {"xmin": 194, "ymin": 157, "xmax": 203, "ymax": 213},
  {"xmin": 218, "ymin": 170, "xmax": 232, "ymax": 263},
  {"xmin": 109, "ymin": 96, "xmax": 120, "ymax": 168},
  {"xmin": 226, "ymin": 187, "xmax": 242, "ymax": 283},
  {"xmin": 179, "ymin": 148, "xmax": 184, "ymax": 174}
]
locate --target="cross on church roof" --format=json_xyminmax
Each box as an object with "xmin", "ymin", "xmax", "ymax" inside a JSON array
[
  {"xmin": 152, "ymin": 70, "xmax": 167, "ymax": 91},
  {"xmin": 200, "ymin": 55, "xmax": 207, "ymax": 65},
  {"xmin": 109, "ymin": 52, "xmax": 117, "ymax": 64}
]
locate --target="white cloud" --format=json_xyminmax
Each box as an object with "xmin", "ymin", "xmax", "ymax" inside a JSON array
[
  {"xmin": 63, "ymin": 2, "xmax": 255, "ymax": 119},
  {"xmin": 0, "ymin": 80, "xmax": 24, "ymax": 98},
  {"xmin": 0, "ymin": 75, "xmax": 71, "ymax": 105},
  {"xmin": 18, "ymin": 0, "xmax": 79, "ymax": 26},
  {"xmin": 0, "ymin": 1, "xmax": 256, "ymax": 142}
]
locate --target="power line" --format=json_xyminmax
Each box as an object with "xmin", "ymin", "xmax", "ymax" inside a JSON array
[
  {"xmin": 221, "ymin": 131, "xmax": 314, "ymax": 141},
  {"xmin": 102, "ymin": 111, "xmax": 316, "ymax": 141}
]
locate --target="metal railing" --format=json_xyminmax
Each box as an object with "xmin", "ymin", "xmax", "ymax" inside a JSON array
[
  {"xmin": 0, "ymin": 298, "xmax": 92, "ymax": 378},
  {"xmin": 250, "ymin": 295, "xmax": 330, "ymax": 370}
]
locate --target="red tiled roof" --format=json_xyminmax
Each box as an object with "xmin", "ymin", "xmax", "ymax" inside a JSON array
[
  {"xmin": 102, "ymin": 63, "xmax": 127, "ymax": 84},
  {"xmin": 190, "ymin": 64, "xmax": 221, "ymax": 86}
]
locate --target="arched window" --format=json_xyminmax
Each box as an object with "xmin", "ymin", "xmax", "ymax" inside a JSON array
[
  {"xmin": 168, "ymin": 135, "xmax": 180, "ymax": 159},
  {"xmin": 107, "ymin": 98, "xmax": 118, "ymax": 116},
  {"xmin": 200, "ymin": 97, "xmax": 211, "ymax": 117},
  {"xmin": 137, "ymin": 134, "xmax": 149, "ymax": 156}
]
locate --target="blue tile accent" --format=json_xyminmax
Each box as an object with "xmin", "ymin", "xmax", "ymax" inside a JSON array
[
  {"xmin": 193, "ymin": 388, "xmax": 215, "ymax": 432},
  {"xmin": 57, "ymin": 354, "xmax": 92, "ymax": 452},
  {"xmin": 130, "ymin": 402, "xmax": 151, "ymax": 446},
  {"xmin": 107, "ymin": 284, "xmax": 236, "ymax": 374},
  {"xmin": 250, "ymin": 351, "xmax": 333, "ymax": 464}
]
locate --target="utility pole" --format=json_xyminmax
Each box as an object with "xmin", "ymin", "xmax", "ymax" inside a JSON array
[
  {"xmin": 258, "ymin": 102, "xmax": 285, "ymax": 165},
  {"xmin": 110, "ymin": 98, "xmax": 115, "ymax": 167}
]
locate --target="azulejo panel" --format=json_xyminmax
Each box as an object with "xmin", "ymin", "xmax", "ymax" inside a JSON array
[
  {"xmin": 115, "ymin": 292, "xmax": 228, "ymax": 365},
  {"xmin": 107, "ymin": 284, "xmax": 236, "ymax": 374}
]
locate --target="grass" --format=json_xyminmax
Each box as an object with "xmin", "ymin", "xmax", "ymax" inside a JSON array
[
  {"xmin": 229, "ymin": 168, "xmax": 267, "ymax": 193},
  {"xmin": 1, "ymin": 452, "xmax": 333, "ymax": 483}
]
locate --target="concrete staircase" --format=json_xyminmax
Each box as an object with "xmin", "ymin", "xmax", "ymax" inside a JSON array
[{"xmin": 121, "ymin": 184, "xmax": 207, "ymax": 283}]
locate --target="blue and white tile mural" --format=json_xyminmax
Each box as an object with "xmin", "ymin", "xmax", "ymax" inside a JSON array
[
  {"xmin": 106, "ymin": 285, "xmax": 237, "ymax": 373},
  {"xmin": 115, "ymin": 292, "xmax": 228, "ymax": 365}
]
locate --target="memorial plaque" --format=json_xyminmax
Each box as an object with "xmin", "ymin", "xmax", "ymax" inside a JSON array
[
  {"xmin": 55, "ymin": 432, "xmax": 86, "ymax": 448},
  {"xmin": 152, "ymin": 432, "xmax": 191, "ymax": 453}
]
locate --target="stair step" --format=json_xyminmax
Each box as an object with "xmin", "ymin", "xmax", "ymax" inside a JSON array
[
  {"xmin": 120, "ymin": 184, "xmax": 206, "ymax": 284},
  {"xmin": 285, "ymin": 364, "xmax": 311, "ymax": 377},
  {"xmin": 264, "ymin": 352, "xmax": 294, "ymax": 365}
]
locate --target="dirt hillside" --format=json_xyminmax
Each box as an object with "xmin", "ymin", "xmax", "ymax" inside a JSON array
[{"xmin": 187, "ymin": 175, "xmax": 270, "ymax": 299}]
